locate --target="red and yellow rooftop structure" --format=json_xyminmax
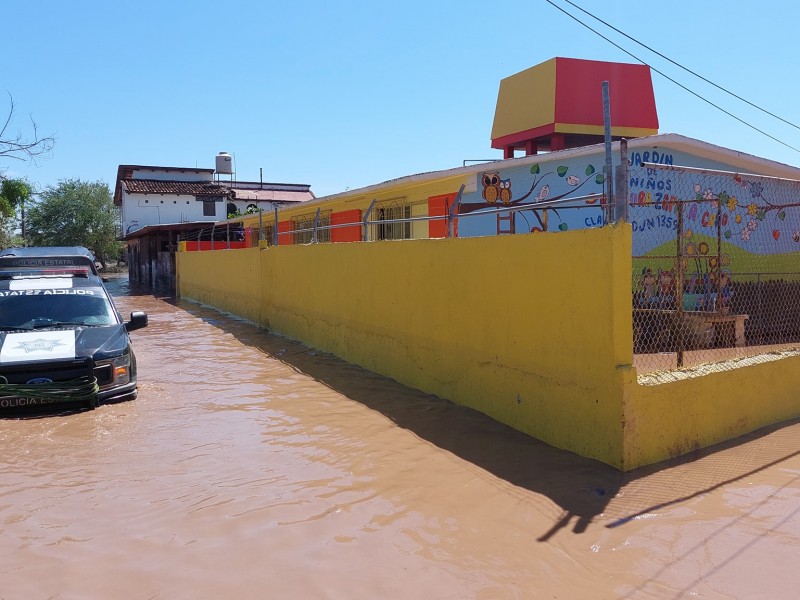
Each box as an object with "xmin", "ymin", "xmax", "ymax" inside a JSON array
[{"xmin": 491, "ymin": 57, "xmax": 659, "ymax": 158}]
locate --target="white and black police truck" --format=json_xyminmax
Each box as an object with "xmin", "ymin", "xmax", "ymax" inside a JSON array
[{"xmin": 0, "ymin": 247, "xmax": 147, "ymax": 411}]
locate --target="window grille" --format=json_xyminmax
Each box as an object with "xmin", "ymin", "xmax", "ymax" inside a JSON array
[
  {"xmin": 293, "ymin": 211, "xmax": 331, "ymax": 244},
  {"xmin": 372, "ymin": 200, "xmax": 411, "ymax": 241}
]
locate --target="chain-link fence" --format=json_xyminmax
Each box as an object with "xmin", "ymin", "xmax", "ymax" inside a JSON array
[{"xmin": 631, "ymin": 163, "xmax": 800, "ymax": 374}]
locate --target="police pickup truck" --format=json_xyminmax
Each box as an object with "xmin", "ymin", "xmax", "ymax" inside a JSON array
[{"xmin": 0, "ymin": 247, "xmax": 147, "ymax": 411}]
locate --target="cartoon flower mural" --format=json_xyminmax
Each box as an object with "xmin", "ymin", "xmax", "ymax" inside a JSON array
[
  {"xmin": 747, "ymin": 202, "xmax": 758, "ymax": 216},
  {"xmin": 749, "ymin": 181, "xmax": 764, "ymax": 198},
  {"xmin": 726, "ymin": 196, "xmax": 738, "ymax": 212}
]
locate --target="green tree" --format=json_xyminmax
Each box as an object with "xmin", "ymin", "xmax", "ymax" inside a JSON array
[
  {"xmin": 0, "ymin": 177, "xmax": 31, "ymax": 248},
  {"xmin": 26, "ymin": 179, "xmax": 121, "ymax": 269}
]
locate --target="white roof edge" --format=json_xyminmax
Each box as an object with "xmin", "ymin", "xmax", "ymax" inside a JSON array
[
  {"xmin": 632, "ymin": 133, "xmax": 800, "ymax": 178},
  {"xmin": 302, "ymin": 133, "xmax": 800, "ymax": 208}
]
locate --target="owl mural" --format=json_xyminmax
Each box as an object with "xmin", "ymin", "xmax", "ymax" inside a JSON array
[
  {"xmin": 481, "ymin": 172, "xmax": 501, "ymax": 204},
  {"xmin": 499, "ymin": 179, "xmax": 512, "ymax": 204}
]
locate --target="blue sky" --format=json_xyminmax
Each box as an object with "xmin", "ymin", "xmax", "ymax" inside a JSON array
[{"xmin": 3, "ymin": 0, "xmax": 800, "ymax": 198}]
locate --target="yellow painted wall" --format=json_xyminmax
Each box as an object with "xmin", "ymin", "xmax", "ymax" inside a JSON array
[
  {"xmin": 179, "ymin": 225, "xmax": 634, "ymax": 468},
  {"xmin": 623, "ymin": 355, "xmax": 800, "ymax": 469},
  {"xmin": 178, "ymin": 224, "xmax": 800, "ymax": 471},
  {"xmin": 178, "ymin": 244, "xmax": 263, "ymax": 325}
]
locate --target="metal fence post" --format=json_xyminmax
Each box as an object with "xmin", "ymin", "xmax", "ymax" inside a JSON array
[
  {"xmin": 602, "ymin": 81, "xmax": 615, "ymax": 224},
  {"xmin": 447, "ymin": 184, "xmax": 465, "ymax": 238},
  {"xmin": 615, "ymin": 139, "xmax": 629, "ymax": 223},
  {"xmin": 676, "ymin": 203, "xmax": 685, "ymax": 368},
  {"xmin": 273, "ymin": 206, "xmax": 279, "ymax": 246},
  {"xmin": 363, "ymin": 199, "xmax": 376, "ymax": 242},
  {"xmin": 312, "ymin": 207, "xmax": 321, "ymax": 244}
]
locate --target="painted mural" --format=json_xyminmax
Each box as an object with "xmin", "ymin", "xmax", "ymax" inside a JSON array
[
  {"xmin": 457, "ymin": 154, "xmax": 607, "ymax": 238},
  {"xmin": 630, "ymin": 150, "xmax": 799, "ymax": 253},
  {"xmin": 456, "ymin": 147, "xmax": 800, "ymax": 280},
  {"xmin": 625, "ymin": 149, "xmax": 800, "ymax": 346},
  {"xmin": 627, "ymin": 149, "xmax": 800, "ymax": 358}
]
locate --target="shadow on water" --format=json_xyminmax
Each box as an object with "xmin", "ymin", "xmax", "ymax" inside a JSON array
[
  {"xmin": 161, "ymin": 295, "xmax": 626, "ymax": 540},
  {"xmin": 121, "ymin": 281, "xmax": 800, "ymax": 540}
]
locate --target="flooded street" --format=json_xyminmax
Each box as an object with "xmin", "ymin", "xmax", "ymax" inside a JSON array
[{"xmin": 2, "ymin": 277, "xmax": 800, "ymax": 599}]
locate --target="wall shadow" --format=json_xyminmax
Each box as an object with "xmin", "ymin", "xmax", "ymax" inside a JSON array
[{"xmin": 133, "ymin": 288, "xmax": 800, "ymax": 541}]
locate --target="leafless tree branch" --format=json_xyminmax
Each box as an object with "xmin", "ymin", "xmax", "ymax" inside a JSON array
[{"xmin": 0, "ymin": 92, "xmax": 55, "ymax": 162}]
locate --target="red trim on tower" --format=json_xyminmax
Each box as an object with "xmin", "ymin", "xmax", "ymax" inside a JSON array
[{"xmin": 491, "ymin": 124, "xmax": 556, "ymax": 150}]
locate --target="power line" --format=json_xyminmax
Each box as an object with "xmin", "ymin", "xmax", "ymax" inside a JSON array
[
  {"xmin": 543, "ymin": 0, "xmax": 800, "ymax": 154},
  {"xmin": 559, "ymin": 0, "xmax": 800, "ymax": 133}
]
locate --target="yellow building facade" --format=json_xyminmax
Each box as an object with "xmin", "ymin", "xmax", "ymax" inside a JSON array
[{"xmin": 177, "ymin": 133, "xmax": 800, "ymax": 470}]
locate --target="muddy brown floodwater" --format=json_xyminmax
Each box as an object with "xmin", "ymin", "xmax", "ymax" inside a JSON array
[{"xmin": 2, "ymin": 277, "xmax": 800, "ymax": 599}]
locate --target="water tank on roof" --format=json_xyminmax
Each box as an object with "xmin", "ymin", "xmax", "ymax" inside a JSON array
[{"xmin": 216, "ymin": 152, "xmax": 233, "ymax": 175}]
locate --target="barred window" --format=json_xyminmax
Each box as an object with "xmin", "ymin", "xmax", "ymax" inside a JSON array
[
  {"xmin": 263, "ymin": 224, "xmax": 274, "ymax": 246},
  {"xmin": 373, "ymin": 201, "xmax": 411, "ymax": 241},
  {"xmin": 293, "ymin": 211, "xmax": 331, "ymax": 244}
]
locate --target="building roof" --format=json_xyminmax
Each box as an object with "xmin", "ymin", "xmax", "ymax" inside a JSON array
[
  {"xmin": 121, "ymin": 179, "xmax": 229, "ymax": 197},
  {"xmin": 229, "ymin": 188, "xmax": 312, "ymax": 203},
  {"xmin": 121, "ymin": 221, "xmax": 218, "ymax": 241},
  {"xmin": 117, "ymin": 164, "xmax": 216, "ymax": 175},
  {"xmin": 114, "ymin": 164, "xmax": 315, "ymax": 206},
  {"xmin": 269, "ymin": 133, "xmax": 800, "ymax": 213}
]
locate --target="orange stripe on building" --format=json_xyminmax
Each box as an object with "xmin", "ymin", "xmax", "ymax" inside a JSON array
[
  {"xmin": 278, "ymin": 220, "xmax": 294, "ymax": 245},
  {"xmin": 331, "ymin": 209, "xmax": 363, "ymax": 243},
  {"xmin": 428, "ymin": 193, "xmax": 459, "ymax": 238}
]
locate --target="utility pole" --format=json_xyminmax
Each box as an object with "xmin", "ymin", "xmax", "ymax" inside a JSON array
[{"xmin": 602, "ymin": 80, "xmax": 614, "ymax": 223}]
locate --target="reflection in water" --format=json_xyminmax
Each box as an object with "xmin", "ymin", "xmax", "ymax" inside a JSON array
[{"xmin": 1, "ymin": 276, "xmax": 799, "ymax": 599}]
